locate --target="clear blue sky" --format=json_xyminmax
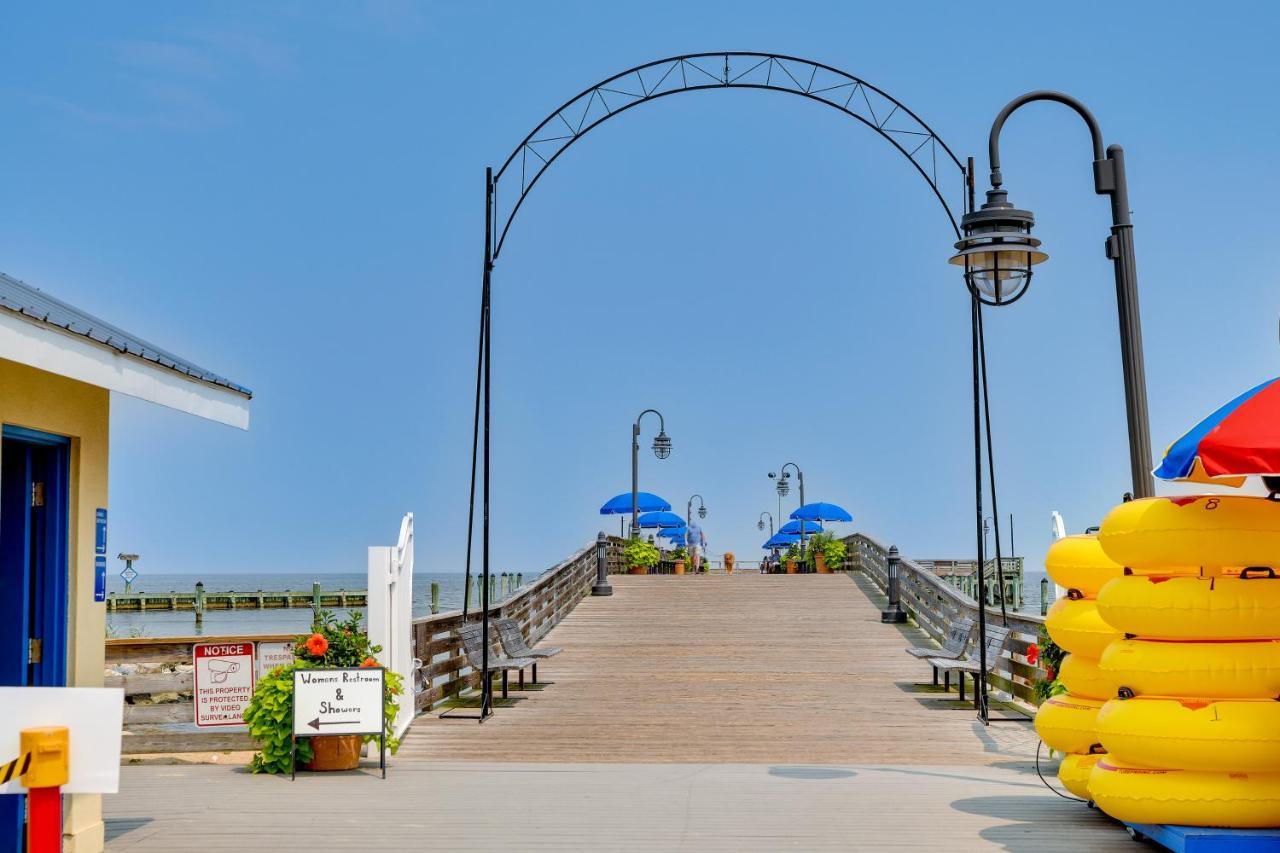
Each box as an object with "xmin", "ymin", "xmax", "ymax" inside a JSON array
[{"xmin": 3, "ymin": 2, "xmax": 1278, "ymax": 580}]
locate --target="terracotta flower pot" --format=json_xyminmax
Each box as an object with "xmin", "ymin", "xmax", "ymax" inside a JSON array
[
  {"xmin": 304, "ymin": 734, "xmax": 362, "ymax": 771},
  {"xmin": 673, "ymin": 559, "xmax": 686, "ymax": 575},
  {"xmin": 786, "ymin": 560, "xmax": 798, "ymax": 574},
  {"xmin": 628, "ymin": 565, "xmax": 649, "ymax": 575},
  {"xmin": 815, "ymin": 553, "xmax": 830, "ymax": 574}
]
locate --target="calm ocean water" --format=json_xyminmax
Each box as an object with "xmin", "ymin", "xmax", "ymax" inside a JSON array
[
  {"xmin": 106, "ymin": 568, "xmax": 1051, "ymax": 638},
  {"xmin": 105, "ymin": 572, "xmax": 479, "ymax": 638}
]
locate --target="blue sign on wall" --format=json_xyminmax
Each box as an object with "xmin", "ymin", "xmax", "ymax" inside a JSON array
[
  {"xmin": 94, "ymin": 556, "xmax": 107, "ymax": 602},
  {"xmin": 95, "ymin": 508, "xmax": 107, "ymax": 555}
]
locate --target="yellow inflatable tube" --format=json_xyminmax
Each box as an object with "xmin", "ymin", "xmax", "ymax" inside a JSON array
[
  {"xmin": 1045, "ymin": 598, "xmax": 1123, "ymax": 659},
  {"xmin": 1100, "ymin": 638, "xmax": 1280, "ymax": 699},
  {"xmin": 1034, "ymin": 693, "xmax": 1105, "ymax": 755},
  {"xmin": 1057, "ymin": 752, "xmax": 1103, "ymax": 801},
  {"xmin": 1097, "ymin": 697, "xmax": 1280, "ymax": 772},
  {"xmin": 1059, "ymin": 654, "xmax": 1120, "ymax": 701},
  {"xmin": 1045, "ymin": 535, "xmax": 1124, "ymax": 598},
  {"xmin": 1090, "ymin": 758, "xmax": 1280, "ymax": 828},
  {"xmin": 1098, "ymin": 495, "xmax": 1280, "ymax": 571},
  {"xmin": 1097, "ymin": 574, "xmax": 1280, "ymax": 640}
]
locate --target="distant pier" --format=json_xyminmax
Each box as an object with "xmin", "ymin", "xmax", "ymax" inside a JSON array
[{"xmin": 105, "ymin": 580, "xmax": 367, "ymax": 613}]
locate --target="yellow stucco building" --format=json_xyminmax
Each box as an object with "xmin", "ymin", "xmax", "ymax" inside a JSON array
[{"xmin": 0, "ymin": 271, "xmax": 250, "ymax": 851}]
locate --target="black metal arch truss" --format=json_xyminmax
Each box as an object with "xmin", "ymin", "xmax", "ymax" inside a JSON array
[{"xmin": 491, "ymin": 51, "xmax": 967, "ymax": 257}]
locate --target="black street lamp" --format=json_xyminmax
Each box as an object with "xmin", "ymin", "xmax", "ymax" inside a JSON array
[
  {"xmin": 631, "ymin": 409, "xmax": 671, "ymax": 538},
  {"xmin": 756, "ymin": 512, "xmax": 774, "ymax": 537},
  {"xmin": 951, "ymin": 90, "xmax": 1154, "ymax": 499},
  {"xmin": 768, "ymin": 463, "xmax": 807, "ymax": 559},
  {"xmin": 687, "ymin": 494, "xmax": 707, "ymax": 532}
]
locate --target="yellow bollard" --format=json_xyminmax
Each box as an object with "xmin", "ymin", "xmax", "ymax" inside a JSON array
[{"xmin": 21, "ymin": 726, "xmax": 69, "ymax": 853}]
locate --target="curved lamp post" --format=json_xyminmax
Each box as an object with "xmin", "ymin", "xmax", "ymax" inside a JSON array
[
  {"xmin": 756, "ymin": 512, "xmax": 774, "ymax": 537},
  {"xmin": 632, "ymin": 409, "xmax": 671, "ymax": 538},
  {"xmin": 950, "ymin": 90, "xmax": 1153, "ymax": 499},
  {"xmin": 768, "ymin": 463, "xmax": 806, "ymax": 559},
  {"xmin": 686, "ymin": 494, "xmax": 707, "ymax": 535}
]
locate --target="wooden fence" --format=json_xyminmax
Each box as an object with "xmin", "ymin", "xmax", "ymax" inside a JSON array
[
  {"xmin": 106, "ymin": 536, "xmax": 625, "ymax": 753},
  {"xmin": 844, "ymin": 532, "xmax": 1048, "ymax": 708},
  {"xmin": 411, "ymin": 536, "xmax": 623, "ymax": 712}
]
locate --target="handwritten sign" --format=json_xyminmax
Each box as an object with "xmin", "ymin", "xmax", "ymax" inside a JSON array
[
  {"xmin": 292, "ymin": 667, "xmax": 384, "ymax": 737},
  {"xmin": 193, "ymin": 642, "xmax": 255, "ymax": 728}
]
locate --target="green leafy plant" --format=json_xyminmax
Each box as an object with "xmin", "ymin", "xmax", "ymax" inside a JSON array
[
  {"xmin": 623, "ymin": 539, "xmax": 660, "ymax": 569},
  {"xmin": 805, "ymin": 533, "xmax": 847, "ymax": 571},
  {"xmin": 244, "ymin": 610, "xmax": 405, "ymax": 774},
  {"xmin": 670, "ymin": 546, "xmax": 689, "ymax": 561},
  {"xmin": 783, "ymin": 544, "xmax": 802, "ymax": 564}
]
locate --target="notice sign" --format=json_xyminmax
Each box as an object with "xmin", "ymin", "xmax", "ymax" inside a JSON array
[
  {"xmin": 293, "ymin": 667, "xmax": 384, "ymax": 737},
  {"xmin": 193, "ymin": 642, "xmax": 255, "ymax": 728},
  {"xmin": 257, "ymin": 641, "xmax": 296, "ymax": 680}
]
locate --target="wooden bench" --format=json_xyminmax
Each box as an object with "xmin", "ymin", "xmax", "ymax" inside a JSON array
[
  {"xmin": 925, "ymin": 625, "xmax": 1011, "ymax": 706},
  {"xmin": 905, "ymin": 616, "xmax": 973, "ymax": 691},
  {"xmin": 494, "ymin": 617, "xmax": 561, "ymax": 684},
  {"xmin": 455, "ymin": 620, "xmax": 535, "ymax": 699}
]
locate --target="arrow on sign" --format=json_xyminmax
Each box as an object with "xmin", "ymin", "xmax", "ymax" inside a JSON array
[{"xmin": 307, "ymin": 718, "xmax": 359, "ymax": 730}]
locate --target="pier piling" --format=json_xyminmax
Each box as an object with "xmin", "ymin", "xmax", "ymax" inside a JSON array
[
  {"xmin": 194, "ymin": 581, "xmax": 205, "ymax": 626},
  {"xmin": 431, "ymin": 582, "xmax": 440, "ymax": 614}
]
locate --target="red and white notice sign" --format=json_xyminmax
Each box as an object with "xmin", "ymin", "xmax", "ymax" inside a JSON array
[{"xmin": 193, "ymin": 642, "xmax": 256, "ymax": 728}]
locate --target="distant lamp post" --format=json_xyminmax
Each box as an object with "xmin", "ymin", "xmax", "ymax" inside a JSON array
[
  {"xmin": 768, "ymin": 463, "xmax": 807, "ymax": 557},
  {"xmin": 687, "ymin": 494, "xmax": 707, "ymax": 538},
  {"xmin": 117, "ymin": 553, "xmax": 140, "ymax": 594},
  {"xmin": 631, "ymin": 408, "xmax": 671, "ymax": 538},
  {"xmin": 881, "ymin": 546, "xmax": 907, "ymax": 623},
  {"xmin": 951, "ymin": 90, "xmax": 1153, "ymax": 499},
  {"xmin": 757, "ymin": 512, "xmax": 773, "ymax": 536}
]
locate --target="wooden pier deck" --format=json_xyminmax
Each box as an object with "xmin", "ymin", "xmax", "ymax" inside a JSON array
[{"xmin": 105, "ymin": 572, "xmax": 1133, "ymax": 851}]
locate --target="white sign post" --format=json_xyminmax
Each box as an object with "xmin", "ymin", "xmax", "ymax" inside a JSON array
[
  {"xmin": 193, "ymin": 642, "xmax": 255, "ymax": 728},
  {"xmin": 291, "ymin": 667, "xmax": 386, "ymax": 779},
  {"xmin": 367, "ymin": 513, "xmax": 414, "ymax": 739}
]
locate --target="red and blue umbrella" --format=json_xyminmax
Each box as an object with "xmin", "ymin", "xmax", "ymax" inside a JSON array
[{"xmin": 1155, "ymin": 376, "xmax": 1280, "ymax": 486}]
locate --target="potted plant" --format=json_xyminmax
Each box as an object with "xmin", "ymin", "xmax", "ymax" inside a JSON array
[
  {"xmin": 784, "ymin": 544, "xmax": 801, "ymax": 574},
  {"xmin": 670, "ymin": 545, "xmax": 688, "ymax": 575},
  {"xmin": 244, "ymin": 610, "xmax": 404, "ymax": 774},
  {"xmin": 623, "ymin": 539, "xmax": 660, "ymax": 575},
  {"xmin": 807, "ymin": 533, "xmax": 847, "ymax": 574}
]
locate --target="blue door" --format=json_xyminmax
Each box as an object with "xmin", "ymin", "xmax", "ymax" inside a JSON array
[{"xmin": 0, "ymin": 426, "xmax": 71, "ymax": 848}]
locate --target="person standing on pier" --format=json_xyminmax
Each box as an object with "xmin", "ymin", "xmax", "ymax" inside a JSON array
[{"xmin": 688, "ymin": 521, "xmax": 707, "ymax": 572}]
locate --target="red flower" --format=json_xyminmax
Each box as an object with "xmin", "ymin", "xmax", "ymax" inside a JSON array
[
  {"xmin": 1046, "ymin": 668, "xmax": 1057, "ymax": 681},
  {"xmin": 304, "ymin": 633, "xmax": 329, "ymax": 657},
  {"xmin": 361, "ymin": 656, "xmax": 378, "ymax": 668},
  {"xmin": 1025, "ymin": 643, "xmax": 1040, "ymax": 666}
]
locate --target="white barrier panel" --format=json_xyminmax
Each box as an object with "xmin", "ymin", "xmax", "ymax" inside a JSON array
[
  {"xmin": 0, "ymin": 687, "xmax": 124, "ymax": 794},
  {"xmin": 368, "ymin": 513, "xmax": 414, "ymax": 739}
]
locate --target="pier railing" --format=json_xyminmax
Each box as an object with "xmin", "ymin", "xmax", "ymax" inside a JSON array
[
  {"xmin": 410, "ymin": 535, "xmax": 624, "ymax": 712},
  {"xmin": 844, "ymin": 533, "xmax": 1047, "ymax": 709}
]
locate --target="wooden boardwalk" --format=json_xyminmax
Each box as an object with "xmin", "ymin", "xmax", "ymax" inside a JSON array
[
  {"xmin": 105, "ymin": 571, "xmax": 1135, "ymax": 851},
  {"xmin": 402, "ymin": 572, "xmax": 1031, "ymax": 764}
]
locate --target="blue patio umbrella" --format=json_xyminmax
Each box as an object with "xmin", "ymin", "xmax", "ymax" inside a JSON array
[
  {"xmin": 600, "ymin": 492, "xmax": 671, "ymax": 514},
  {"xmin": 763, "ymin": 532, "xmax": 800, "ymax": 549},
  {"xmin": 661, "ymin": 530, "xmax": 688, "ymax": 546},
  {"xmin": 659, "ymin": 525, "xmax": 687, "ymax": 538},
  {"xmin": 778, "ymin": 520, "xmax": 824, "ymax": 536},
  {"xmin": 637, "ymin": 510, "xmax": 685, "ymax": 528},
  {"xmin": 790, "ymin": 502, "xmax": 852, "ymax": 523}
]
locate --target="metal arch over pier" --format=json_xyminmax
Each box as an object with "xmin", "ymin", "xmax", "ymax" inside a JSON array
[
  {"xmin": 463, "ymin": 50, "xmax": 1009, "ymax": 724},
  {"xmin": 488, "ymin": 51, "xmax": 967, "ymax": 259}
]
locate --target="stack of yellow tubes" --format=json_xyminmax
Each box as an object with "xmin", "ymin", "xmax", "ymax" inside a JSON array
[
  {"xmin": 1088, "ymin": 495, "xmax": 1280, "ymax": 828},
  {"xmin": 1034, "ymin": 534, "xmax": 1124, "ymax": 799}
]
